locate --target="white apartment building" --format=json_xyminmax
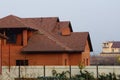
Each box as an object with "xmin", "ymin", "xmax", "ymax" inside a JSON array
[{"xmin": 100, "ymin": 41, "xmax": 120, "ymax": 57}]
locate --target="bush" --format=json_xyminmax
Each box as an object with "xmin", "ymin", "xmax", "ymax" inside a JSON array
[{"xmin": 98, "ymin": 72, "xmax": 117, "ymax": 80}]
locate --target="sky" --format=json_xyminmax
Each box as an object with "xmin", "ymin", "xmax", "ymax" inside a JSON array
[{"xmin": 0, "ymin": 0, "xmax": 120, "ymax": 54}]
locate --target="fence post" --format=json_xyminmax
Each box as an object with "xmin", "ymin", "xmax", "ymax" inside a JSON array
[
  {"xmin": 96, "ymin": 64, "xmax": 98, "ymax": 79},
  {"xmin": 18, "ymin": 65, "xmax": 21, "ymax": 80},
  {"xmin": 69, "ymin": 65, "xmax": 71, "ymax": 79},
  {"xmin": 43, "ymin": 65, "xmax": 45, "ymax": 77}
]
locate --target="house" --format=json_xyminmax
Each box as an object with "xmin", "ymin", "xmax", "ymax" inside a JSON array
[
  {"xmin": 0, "ymin": 15, "xmax": 93, "ymax": 67},
  {"xmin": 100, "ymin": 41, "xmax": 120, "ymax": 57}
]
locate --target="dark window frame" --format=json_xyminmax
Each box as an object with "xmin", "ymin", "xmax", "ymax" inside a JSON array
[
  {"xmin": 6, "ymin": 32, "xmax": 17, "ymax": 43},
  {"xmin": 16, "ymin": 60, "xmax": 28, "ymax": 66}
]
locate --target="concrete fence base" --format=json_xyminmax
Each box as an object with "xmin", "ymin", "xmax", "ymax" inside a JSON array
[{"xmin": 0, "ymin": 66, "xmax": 120, "ymax": 80}]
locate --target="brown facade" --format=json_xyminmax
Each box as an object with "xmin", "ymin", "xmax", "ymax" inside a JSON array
[
  {"xmin": 0, "ymin": 15, "xmax": 93, "ymax": 66},
  {"xmin": 1, "ymin": 40, "xmax": 90, "ymax": 66}
]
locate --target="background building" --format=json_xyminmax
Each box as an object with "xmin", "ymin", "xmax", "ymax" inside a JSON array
[
  {"xmin": 100, "ymin": 41, "xmax": 120, "ymax": 57},
  {"xmin": 91, "ymin": 41, "xmax": 120, "ymax": 65}
]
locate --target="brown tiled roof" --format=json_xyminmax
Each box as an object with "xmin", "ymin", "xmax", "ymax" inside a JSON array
[
  {"xmin": 54, "ymin": 32, "xmax": 89, "ymax": 51},
  {"xmin": 0, "ymin": 15, "xmax": 72, "ymax": 33},
  {"xmin": 0, "ymin": 15, "xmax": 93, "ymax": 53},
  {"xmin": 22, "ymin": 33, "xmax": 65, "ymax": 52},
  {"xmin": 0, "ymin": 15, "xmax": 57, "ymax": 30},
  {"xmin": 112, "ymin": 41, "xmax": 120, "ymax": 48},
  {"xmin": 0, "ymin": 15, "xmax": 72, "ymax": 32},
  {"xmin": 0, "ymin": 15, "xmax": 28, "ymax": 28},
  {"xmin": 22, "ymin": 17, "xmax": 59, "ymax": 32},
  {"xmin": 22, "ymin": 32, "xmax": 92, "ymax": 52}
]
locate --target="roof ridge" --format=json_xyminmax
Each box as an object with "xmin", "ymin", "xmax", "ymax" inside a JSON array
[
  {"xmin": 12, "ymin": 16, "xmax": 30, "ymax": 28},
  {"xmin": 22, "ymin": 17, "xmax": 59, "ymax": 19},
  {"xmin": 15, "ymin": 16, "xmax": 39, "ymax": 30}
]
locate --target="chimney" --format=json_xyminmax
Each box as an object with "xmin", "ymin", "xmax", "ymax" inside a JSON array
[{"xmin": 61, "ymin": 27, "xmax": 71, "ymax": 36}]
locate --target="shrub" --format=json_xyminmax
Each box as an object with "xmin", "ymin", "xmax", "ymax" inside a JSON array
[{"xmin": 98, "ymin": 72, "xmax": 117, "ymax": 80}]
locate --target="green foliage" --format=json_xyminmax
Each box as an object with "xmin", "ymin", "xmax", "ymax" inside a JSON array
[
  {"xmin": 98, "ymin": 72, "xmax": 117, "ymax": 80},
  {"xmin": 117, "ymin": 74, "xmax": 120, "ymax": 80},
  {"xmin": 73, "ymin": 70, "xmax": 95, "ymax": 80},
  {"xmin": 76, "ymin": 62, "xmax": 96, "ymax": 80},
  {"xmin": 51, "ymin": 69, "xmax": 70, "ymax": 80}
]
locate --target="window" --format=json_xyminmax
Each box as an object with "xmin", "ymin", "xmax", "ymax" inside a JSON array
[
  {"xmin": 103, "ymin": 43, "xmax": 108, "ymax": 48},
  {"xmin": 7, "ymin": 33, "xmax": 17, "ymax": 43},
  {"xmin": 16, "ymin": 60, "xmax": 28, "ymax": 66},
  {"xmin": 6, "ymin": 30, "xmax": 17, "ymax": 43}
]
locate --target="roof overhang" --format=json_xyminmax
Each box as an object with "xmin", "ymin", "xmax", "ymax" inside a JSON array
[
  {"xmin": 21, "ymin": 50, "xmax": 83, "ymax": 54},
  {"xmin": 0, "ymin": 27, "xmax": 38, "ymax": 31}
]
